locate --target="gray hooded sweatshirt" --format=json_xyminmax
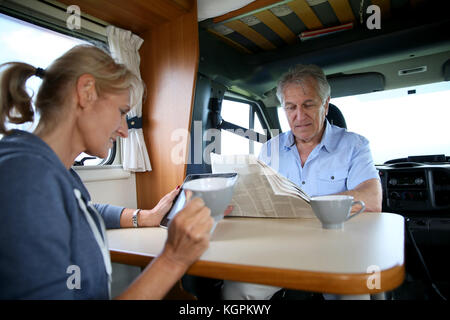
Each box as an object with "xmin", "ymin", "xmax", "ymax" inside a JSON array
[{"xmin": 0, "ymin": 130, "xmax": 124, "ymax": 299}]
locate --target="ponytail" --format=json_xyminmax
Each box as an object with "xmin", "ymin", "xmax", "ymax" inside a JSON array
[
  {"xmin": 0, "ymin": 62, "xmax": 40, "ymax": 135},
  {"xmin": 1, "ymin": 45, "xmax": 141, "ymax": 136}
]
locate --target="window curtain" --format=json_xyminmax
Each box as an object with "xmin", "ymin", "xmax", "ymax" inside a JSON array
[{"xmin": 106, "ymin": 25, "xmax": 152, "ymax": 172}]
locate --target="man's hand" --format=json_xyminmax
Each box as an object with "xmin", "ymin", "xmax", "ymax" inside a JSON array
[{"xmin": 337, "ymin": 178, "xmax": 382, "ymax": 212}]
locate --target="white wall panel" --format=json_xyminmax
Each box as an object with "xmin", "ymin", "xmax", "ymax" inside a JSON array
[{"xmin": 75, "ymin": 166, "xmax": 137, "ymax": 208}]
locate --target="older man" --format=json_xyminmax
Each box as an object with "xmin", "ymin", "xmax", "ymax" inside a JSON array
[{"xmin": 222, "ymin": 64, "xmax": 382, "ymax": 300}]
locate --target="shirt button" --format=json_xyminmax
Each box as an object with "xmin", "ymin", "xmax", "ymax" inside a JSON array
[
  {"xmin": 331, "ymin": 176, "xmax": 335, "ymax": 180},
  {"xmin": 302, "ymin": 181, "xmax": 305, "ymax": 185}
]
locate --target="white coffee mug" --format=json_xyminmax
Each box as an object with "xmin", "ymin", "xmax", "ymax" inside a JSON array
[
  {"xmin": 183, "ymin": 176, "xmax": 238, "ymax": 233},
  {"xmin": 310, "ymin": 195, "xmax": 365, "ymax": 229}
]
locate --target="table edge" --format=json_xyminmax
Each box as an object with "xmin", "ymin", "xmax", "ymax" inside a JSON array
[{"xmin": 110, "ymin": 249, "xmax": 405, "ymax": 294}]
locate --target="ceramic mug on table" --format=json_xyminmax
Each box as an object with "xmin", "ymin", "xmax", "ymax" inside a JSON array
[
  {"xmin": 310, "ymin": 195, "xmax": 365, "ymax": 229},
  {"xmin": 183, "ymin": 175, "xmax": 238, "ymax": 233}
]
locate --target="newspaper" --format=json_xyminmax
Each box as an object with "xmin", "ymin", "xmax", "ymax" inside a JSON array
[{"xmin": 211, "ymin": 153, "xmax": 315, "ymax": 219}]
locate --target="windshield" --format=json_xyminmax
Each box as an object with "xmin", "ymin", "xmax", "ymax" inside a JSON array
[{"xmin": 278, "ymin": 81, "xmax": 450, "ymax": 165}]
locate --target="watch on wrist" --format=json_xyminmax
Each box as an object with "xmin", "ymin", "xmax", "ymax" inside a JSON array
[{"xmin": 132, "ymin": 209, "xmax": 141, "ymax": 228}]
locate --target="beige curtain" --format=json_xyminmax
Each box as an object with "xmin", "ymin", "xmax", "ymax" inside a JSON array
[{"xmin": 106, "ymin": 25, "xmax": 152, "ymax": 172}]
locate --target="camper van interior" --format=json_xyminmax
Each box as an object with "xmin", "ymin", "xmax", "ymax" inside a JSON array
[{"xmin": 0, "ymin": 0, "xmax": 449, "ymax": 301}]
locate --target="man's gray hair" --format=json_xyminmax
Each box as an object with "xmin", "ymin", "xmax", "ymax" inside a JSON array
[{"xmin": 276, "ymin": 64, "xmax": 331, "ymax": 105}]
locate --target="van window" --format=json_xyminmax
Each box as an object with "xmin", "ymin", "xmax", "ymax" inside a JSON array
[
  {"xmin": 277, "ymin": 107, "xmax": 290, "ymax": 133},
  {"xmin": 0, "ymin": 13, "xmax": 111, "ymax": 166},
  {"xmin": 220, "ymin": 98, "xmax": 265, "ymax": 155},
  {"xmin": 277, "ymin": 81, "xmax": 450, "ymax": 165},
  {"xmin": 331, "ymin": 81, "xmax": 450, "ymax": 165}
]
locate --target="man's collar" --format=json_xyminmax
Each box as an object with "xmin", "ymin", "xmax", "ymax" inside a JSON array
[
  {"xmin": 285, "ymin": 131, "xmax": 296, "ymax": 149},
  {"xmin": 319, "ymin": 119, "xmax": 335, "ymax": 153}
]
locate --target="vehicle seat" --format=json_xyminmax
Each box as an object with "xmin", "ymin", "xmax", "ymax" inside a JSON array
[{"xmin": 326, "ymin": 103, "xmax": 347, "ymax": 129}]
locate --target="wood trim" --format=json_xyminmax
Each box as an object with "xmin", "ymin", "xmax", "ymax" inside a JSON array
[
  {"xmin": 136, "ymin": 0, "xmax": 189, "ymax": 19},
  {"xmin": 213, "ymin": 0, "xmax": 284, "ymax": 23},
  {"xmin": 253, "ymin": 10, "xmax": 297, "ymax": 44},
  {"xmin": 287, "ymin": 0, "xmax": 323, "ymax": 30},
  {"xmin": 110, "ymin": 249, "xmax": 153, "ymax": 267},
  {"xmin": 171, "ymin": 0, "xmax": 193, "ymax": 11},
  {"xmin": 207, "ymin": 29, "xmax": 254, "ymax": 54},
  {"xmin": 110, "ymin": 250, "xmax": 405, "ymax": 294},
  {"xmin": 328, "ymin": 0, "xmax": 356, "ymax": 24},
  {"xmin": 189, "ymin": 262, "xmax": 405, "ymax": 295},
  {"xmin": 58, "ymin": 0, "xmax": 190, "ymax": 35},
  {"xmin": 224, "ymin": 20, "xmax": 277, "ymax": 50},
  {"xmin": 136, "ymin": 1, "xmax": 199, "ymax": 209}
]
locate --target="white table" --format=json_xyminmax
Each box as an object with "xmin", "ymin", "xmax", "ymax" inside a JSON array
[{"xmin": 107, "ymin": 212, "xmax": 405, "ymax": 295}]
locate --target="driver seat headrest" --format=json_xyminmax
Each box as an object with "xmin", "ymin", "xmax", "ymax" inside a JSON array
[{"xmin": 326, "ymin": 103, "xmax": 347, "ymax": 129}]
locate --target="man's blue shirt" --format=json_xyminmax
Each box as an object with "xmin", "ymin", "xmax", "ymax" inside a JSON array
[{"xmin": 258, "ymin": 120, "xmax": 379, "ymax": 197}]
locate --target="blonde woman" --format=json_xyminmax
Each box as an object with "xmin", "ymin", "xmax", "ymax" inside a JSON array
[{"xmin": 0, "ymin": 45, "xmax": 213, "ymax": 299}]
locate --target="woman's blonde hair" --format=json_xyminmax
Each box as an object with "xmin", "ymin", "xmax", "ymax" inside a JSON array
[{"xmin": 0, "ymin": 44, "xmax": 142, "ymax": 135}]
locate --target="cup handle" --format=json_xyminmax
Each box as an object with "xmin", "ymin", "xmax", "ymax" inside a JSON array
[{"xmin": 346, "ymin": 200, "xmax": 365, "ymax": 221}]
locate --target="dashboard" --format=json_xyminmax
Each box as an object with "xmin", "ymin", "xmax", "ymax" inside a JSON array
[
  {"xmin": 377, "ymin": 160, "xmax": 450, "ymax": 248},
  {"xmin": 377, "ymin": 162, "xmax": 450, "ymax": 215}
]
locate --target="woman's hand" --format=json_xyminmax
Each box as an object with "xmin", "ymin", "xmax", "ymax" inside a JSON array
[
  {"xmin": 160, "ymin": 195, "xmax": 214, "ymax": 269},
  {"xmin": 139, "ymin": 186, "xmax": 181, "ymax": 227},
  {"xmin": 121, "ymin": 187, "xmax": 232, "ymax": 228},
  {"xmin": 116, "ymin": 195, "xmax": 213, "ymax": 300}
]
